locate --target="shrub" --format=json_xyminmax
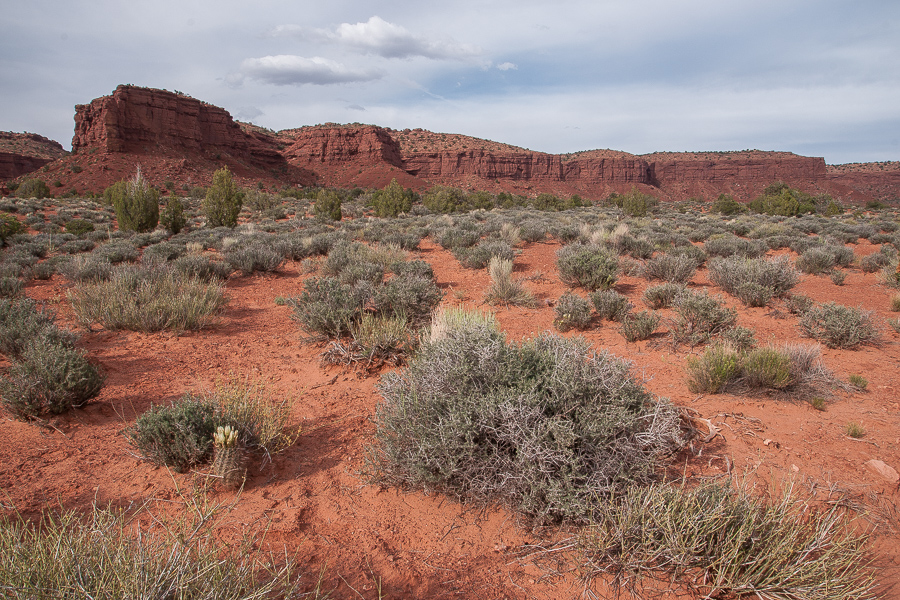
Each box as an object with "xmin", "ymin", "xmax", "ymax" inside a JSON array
[
  {"xmin": 1, "ymin": 337, "xmax": 104, "ymax": 420},
  {"xmin": 371, "ymin": 308, "xmax": 684, "ymax": 524},
  {"xmin": 830, "ymin": 269, "xmax": 847, "ymax": 286},
  {"xmin": 64, "ymin": 218, "xmax": 95, "ymax": 236},
  {"xmin": 799, "ymin": 302, "xmax": 880, "ymax": 349},
  {"xmin": 172, "ymin": 254, "xmax": 231, "ymax": 281},
  {"xmin": 0, "ymin": 298, "xmax": 75, "ymax": 359},
  {"xmin": 289, "ymin": 277, "xmax": 365, "ymax": 339},
  {"xmin": 708, "ymin": 256, "xmax": 799, "ymax": 306},
  {"xmin": 159, "ymin": 196, "xmax": 186, "ymax": 234},
  {"xmin": 590, "ymin": 289, "xmax": 632, "ymax": 321},
  {"xmin": 203, "ymin": 167, "xmax": 242, "ymax": 228},
  {"xmin": 0, "ymin": 277, "xmax": 23, "ymax": 298},
  {"xmin": 553, "ymin": 291, "xmax": 592, "ymax": 331},
  {"xmin": 607, "ymin": 188, "xmax": 658, "ymax": 217},
  {"xmin": 485, "ymin": 256, "xmax": 536, "ymax": 307},
  {"xmin": 670, "ymin": 290, "xmax": 737, "ymax": 347},
  {"xmin": 583, "ymin": 479, "xmax": 874, "ymax": 600},
  {"xmin": 704, "ymin": 234, "xmax": 766, "ymax": 258},
  {"xmin": 454, "ymin": 239, "xmax": 514, "ymax": 269},
  {"xmin": 372, "ymin": 178, "xmax": 414, "ymax": 217},
  {"xmin": 0, "ymin": 212, "xmax": 23, "ymax": 246},
  {"xmin": 845, "ymin": 421, "xmax": 865, "ymax": 438},
  {"xmin": 125, "ymin": 397, "xmax": 216, "ymax": 472},
  {"xmin": 796, "ymin": 246, "xmax": 853, "ymax": 275},
  {"xmin": 347, "ymin": 313, "xmax": 414, "ymax": 363},
  {"xmin": 741, "ymin": 346, "xmax": 793, "ymax": 390},
  {"xmin": 848, "ymin": 374, "xmax": 868, "ymax": 390},
  {"xmin": 110, "ymin": 167, "xmax": 160, "ymax": 233},
  {"xmin": 224, "ymin": 243, "xmax": 285, "ymax": 275},
  {"xmin": 313, "ymin": 189, "xmax": 342, "ymax": 222},
  {"xmin": 686, "ymin": 344, "xmax": 741, "ymax": 393},
  {"xmin": 748, "ymin": 182, "xmax": 818, "ymax": 216},
  {"xmin": 208, "ymin": 378, "xmax": 299, "ymax": 458},
  {"xmin": 15, "ymin": 179, "xmax": 51, "ymax": 199},
  {"xmin": 890, "ymin": 293, "xmax": 900, "ymax": 312},
  {"xmin": 556, "ymin": 243, "xmax": 618, "ymax": 291},
  {"xmin": 619, "ymin": 310, "xmax": 660, "ymax": 342},
  {"xmin": 710, "ymin": 193, "xmax": 746, "ymax": 215},
  {"xmin": 375, "ymin": 273, "xmax": 444, "ymax": 322},
  {"xmin": 641, "ymin": 253, "xmax": 697, "ymax": 284},
  {"xmin": 69, "ymin": 264, "xmax": 227, "ymax": 332},
  {"xmin": 438, "ymin": 227, "xmax": 479, "ymax": 249},
  {"xmin": 718, "ymin": 326, "xmax": 757, "ymax": 351},
  {"xmin": 643, "ymin": 283, "xmax": 683, "ymax": 309}
]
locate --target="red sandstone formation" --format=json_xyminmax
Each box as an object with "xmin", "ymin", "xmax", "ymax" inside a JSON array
[
  {"xmin": 7, "ymin": 85, "xmax": 898, "ymax": 203},
  {"xmin": 0, "ymin": 132, "xmax": 66, "ymax": 180}
]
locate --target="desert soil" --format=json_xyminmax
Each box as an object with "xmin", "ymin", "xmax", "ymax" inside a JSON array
[{"xmin": 1, "ymin": 236, "xmax": 899, "ymax": 599}]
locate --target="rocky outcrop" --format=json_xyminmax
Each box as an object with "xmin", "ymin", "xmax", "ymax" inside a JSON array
[
  {"xmin": 72, "ymin": 85, "xmax": 284, "ymax": 169},
  {"xmin": 646, "ymin": 155, "xmax": 827, "ymax": 187},
  {"xmin": 280, "ymin": 125, "xmax": 405, "ymax": 167},
  {"xmin": 0, "ymin": 132, "xmax": 66, "ymax": 180},
  {"xmin": 404, "ymin": 150, "xmax": 649, "ymax": 186}
]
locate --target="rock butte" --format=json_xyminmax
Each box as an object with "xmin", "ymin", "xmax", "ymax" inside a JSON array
[{"xmin": 5, "ymin": 84, "xmax": 900, "ymax": 203}]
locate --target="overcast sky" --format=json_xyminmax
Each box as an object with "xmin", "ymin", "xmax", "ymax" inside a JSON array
[{"xmin": 3, "ymin": 0, "xmax": 899, "ymax": 164}]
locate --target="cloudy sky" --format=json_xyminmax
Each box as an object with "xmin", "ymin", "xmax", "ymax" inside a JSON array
[{"xmin": 3, "ymin": 0, "xmax": 899, "ymax": 164}]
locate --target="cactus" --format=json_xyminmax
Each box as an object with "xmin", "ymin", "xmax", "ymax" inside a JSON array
[{"xmin": 212, "ymin": 425, "xmax": 246, "ymax": 489}]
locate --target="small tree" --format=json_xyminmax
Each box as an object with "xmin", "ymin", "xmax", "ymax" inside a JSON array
[
  {"xmin": 160, "ymin": 197, "xmax": 186, "ymax": 234},
  {"xmin": 204, "ymin": 167, "xmax": 242, "ymax": 228},
  {"xmin": 314, "ymin": 189, "xmax": 342, "ymax": 221},
  {"xmin": 372, "ymin": 178, "xmax": 413, "ymax": 217},
  {"xmin": 0, "ymin": 212, "xmax": 23, "ymax": 246},
  {"xmin": 111, "ymin": 167, "xmax": 159, "ymax": 233},
  {"xmin": 15, "ymin": 179, "xmax": 51, "ymax": 199}
]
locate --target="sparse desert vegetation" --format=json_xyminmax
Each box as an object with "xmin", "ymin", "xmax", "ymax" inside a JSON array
[{"xmin": 0, "ymin": 181, "xmax": 897, "ymax": 599}]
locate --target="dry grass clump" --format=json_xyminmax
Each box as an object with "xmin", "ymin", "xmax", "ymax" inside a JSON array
[
  {"xmin": 583, "ymin": 479, "xmax": 874, "ymax": 600},
  {"xmin": 69, "ymin": 263, "xmax": 227, "ymax": 332},
  {"xmin": 371, "ymin": 307, "xmax": 685, "ymax": 524},
  {"xmin": 0, "ymin": 504, "xmax": 306, "ymax": 599},
  {"xmin": 485, "ymin": 256, "xmax": 537, "ymax": 307}
]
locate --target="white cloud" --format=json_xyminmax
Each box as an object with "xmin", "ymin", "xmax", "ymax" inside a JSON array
[
  {"xmin": 496, "ymin": 62, "xmax": 517, "ymax": 71},
  {"xmin": 270, "ymin": 16, "xmax": 481, "ymax": 60},
  {"xmin": 239, "ymin": 55, "xmax": 382, "ymax": 86}
]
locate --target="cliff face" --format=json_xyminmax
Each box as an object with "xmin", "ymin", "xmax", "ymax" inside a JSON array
[
  {"xmin": 281, "ymin": 125, "xmax": 405, "ymax": 167},
  {"xmin": 647, "ymin": 156, "xmax": 827, "ymax": 186},
  {"xmin": 72, "ymin": 85, "xmax": 284, "ymax": 169},
  {"xmin": 0, "ymin": 132, "xmax": 66, "ymax": 180}
]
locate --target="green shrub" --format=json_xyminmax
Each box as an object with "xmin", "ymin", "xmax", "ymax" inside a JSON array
[
  {"xmin": 437, "ymin": 227, "xmax": 479, "ymax": 249},
  {"xmin": 710, "ymin": 193, "xmax": 746, "ymax": 215},
  {"xmin": 159, "ymin": 196, "xmax": 186, "ymax": 234},
  {"xmin": 718, "ymin": 326, "xmax": 757, "ymax": 351},
  {"xmin": 0, "ymin": 212, "xmax": 23, "ymax": 246},
  {"xmin": 110, "ymin": 167, "xmax": 160, "ymax": 233},
  {"xmin": 845, "ymin": 421, "xmax": 865, "ymax": 439},
  {"xmin": 69, "ymin": 264, "xmax": 227, "ymax": 332},
  {"xmin": 371, "ymin": 308, "xmax": 684, "ymax": 524},
  {"xmin": 671, "ymin": 290, "xmax": 737, "ymax": 347},
  {"xmin": 643, "ymin": 282, "xmax": 683, "ymax": 309},
  {"xmin": 557, "ymin": 243, "xmax": 618, "ymax": 291},
  {"xmin": 125, "ymin": 397, "xmax": 216, "ymax": 472},
  {"xmin": 554, "ymin": 291, "xmax": 592, "ymax": 331},
  {"xmin": 619, "ymin": 310, "xmax": 660, "ymax": 342},
  {"xmin": 372, "ymin": 178, "xmax": 414, "ymax": 217},
  {"xmin": 799, "ymin": 302, "xmax": 880, "ymax": 349},
  {"xmin": 686, "ymin": 344, "xmax": 741, "ymax": 393},
  {"xmin": 741, "ymin": 347, "xmax": 793, "ymax": 389},
  {"xmin": 1, "ymin": 337, "xmax": 104, "ymax": 420},
  {"xmin": 704, "ymin": 234, "xmax": 767, "ymax": 258},
  {"xmin": 583, "ymin": 479, "xmax": 874, "ymax": 600},
  {"xmin": 848, "ymin": 374, "xmax": 868, "ymax": 390},
  {"xmin": 607, "ymin": 188, "xmax": 658, "ymax": 217},
  {"xmin": 64, "ymin": 218, "xmax": 95, "ymax": 236},
  {"xmin": 423, "ymin": 186, "xmax": 468, "ymax": 213},
  {"xmin": 203, "ymin": 167, "xmax": 242, "ymax": 228},
  {"xmin": 830, "ymin": 269, "xmax": 847, "ymax": 285},
  {"xmin": 313, "ymin": 189, "xmax": 342, "ymax": 222},
  {"xmin": 15, "ymin": 179, "xmax": 51, "ymax": 199},
  {"xmin": 708, "ymin": 256, "xmax": 799, "ymax": 306},
  {"xmin": 590, "ymin": 289, "xmax": 632, "ymax": 321},
  {"xmin": 641, "ymin": 253, "xmax": 697, "ymax": 284},
  {"xmin": 748, "ymin": 182, "xmax": 818, "ymax": 216}
]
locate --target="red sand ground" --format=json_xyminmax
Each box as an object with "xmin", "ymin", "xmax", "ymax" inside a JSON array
[{"xmin": 1, "ymin": 236, "xmax": 899, "ymax": 598}]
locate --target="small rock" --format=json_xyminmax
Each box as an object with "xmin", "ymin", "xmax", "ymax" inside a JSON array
[
  {"xmin": 865, "ymin": 460, "xmax": 899, "ymax": 484},
  {"xmin": 791, "ymin": 464, "xmax": 799, "ymax": 473}
]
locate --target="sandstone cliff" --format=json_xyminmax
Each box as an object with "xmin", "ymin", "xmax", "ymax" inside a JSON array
[{"xmin": 0, "ymin": 132, "xmax": 66, "ymax": 180}]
